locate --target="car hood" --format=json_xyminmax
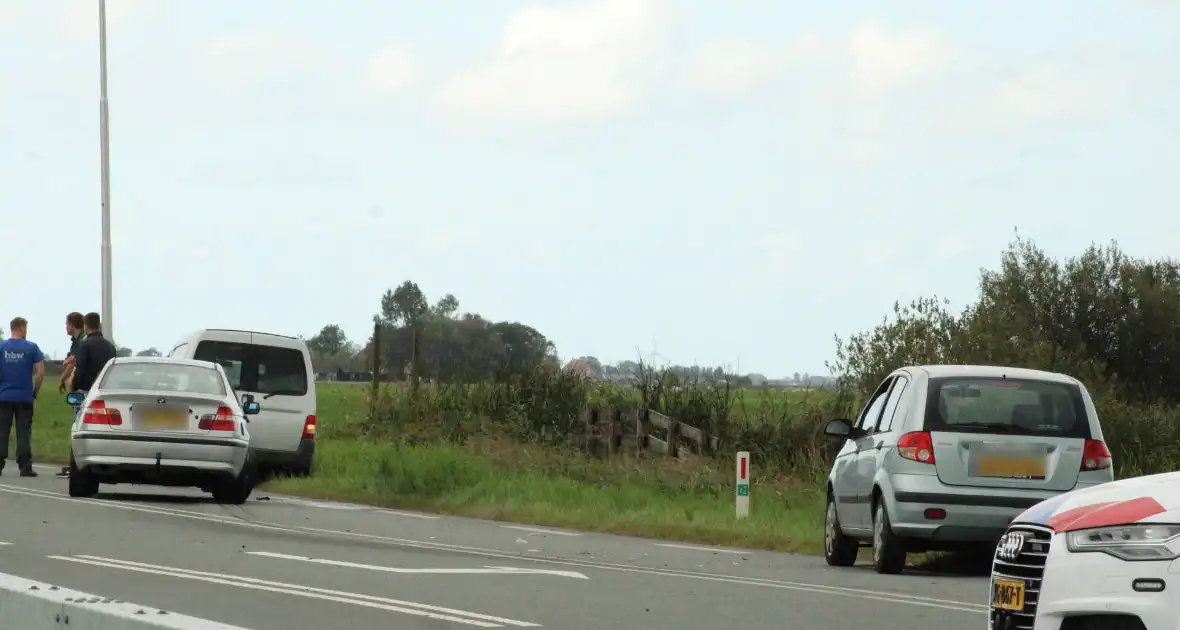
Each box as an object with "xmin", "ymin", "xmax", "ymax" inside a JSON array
[{"xmin": 1013, "ymin": 470, "xmax": 1180, "ymax": 533}]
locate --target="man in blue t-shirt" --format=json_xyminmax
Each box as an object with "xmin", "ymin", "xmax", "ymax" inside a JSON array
[{"xmin": 0, "ymin": 317, "xmax": 45, "ymax": 477}]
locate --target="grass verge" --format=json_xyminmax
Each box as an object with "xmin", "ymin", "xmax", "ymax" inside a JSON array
[{"xmin": 20, "ymin": 384, "xmax": 827, "ymax": 554}]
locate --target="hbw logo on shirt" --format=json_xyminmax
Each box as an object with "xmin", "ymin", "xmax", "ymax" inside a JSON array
[{"xmin": 3, "ymin": 350, "xmax": 26, "ymax": 361}]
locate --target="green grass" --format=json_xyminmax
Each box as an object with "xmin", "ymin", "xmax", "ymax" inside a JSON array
[{"xmin": 19, "ymin": 382, "xmax": 827, "ymax": 554}]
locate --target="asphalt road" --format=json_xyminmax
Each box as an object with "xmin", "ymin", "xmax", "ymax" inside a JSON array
[{"xmin": 0, "ymin": 464, "xmax": 990, "ymax": 629}]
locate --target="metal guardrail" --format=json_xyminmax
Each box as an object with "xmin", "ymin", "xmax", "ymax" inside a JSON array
[{"xmin": 0, "ymin": 571, "xmax": 250, "ymax": 629}]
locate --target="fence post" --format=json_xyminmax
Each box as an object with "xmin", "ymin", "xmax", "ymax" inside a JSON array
[
  {"xmin": 666, "ymin": 415, "xmax": 680, "ymax": 459},
  {"xmin": 607, "ymin": 407, "xmax": 621, "ymax": 455},
  {"xmin": 636, "ymin": 407, "xmax": 649, "ymax": 454},
  {"xmin": 735, "ymin": 451, "xmax": 750, "ymax": 519},
  {"xmin": 369, "ymin": 321, "xmax": 382, "ymax": 419}
]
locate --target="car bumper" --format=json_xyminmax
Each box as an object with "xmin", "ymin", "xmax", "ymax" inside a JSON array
[
  {"xmin": 888, "ymin": 474, "xmax": 1106, "ymax": 542},
  {"xmin": 72, "ymin": 433, "xmax": 249, "ymax": 476},
  {"xmin": 251, "ymin": 439, "xmax": 315, "ymax": 470},
  {"xmin": 990, "ymin": 531, "xmax": 1178, "ymax": 630}
]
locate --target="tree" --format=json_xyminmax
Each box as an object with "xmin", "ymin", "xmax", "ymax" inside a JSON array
[
  {"xmin": 366, "ymin": 280, "xmax": 560, "ymax": 384},
  {"xmin": 831, "ymin": 237, "xmax": 1180, "ymax": 405},
  {"xmin": 307, "ymin": 324, "xmax": 348, "ymax": 356},
  {"xmin": 136, "ymin": 347, "xmax": 162, "ymax": 357},
  {"xmin": 115, "ymin": 346, "xmax": 133, "ymax": 357}
]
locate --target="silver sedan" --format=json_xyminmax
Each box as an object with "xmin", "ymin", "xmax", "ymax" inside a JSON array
[{"xmin": 65, "ymin": 356, "xmax": 260, "ymax": 504}]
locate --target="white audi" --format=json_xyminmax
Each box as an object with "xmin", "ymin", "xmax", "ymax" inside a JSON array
[
  {"xmin": 66, "ymin": 356, "xmax": 260, "ymax": 504},
  {"xmin": 990, "ymin": 470, "xmax": 1180, "ymax": 630}
]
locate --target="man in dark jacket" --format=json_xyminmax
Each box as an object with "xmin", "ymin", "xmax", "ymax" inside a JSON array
[
  {"xmin": 55, "ymin": 312, "xmax": 85, "ymax": 478},
  {"xmin": 60, "ymin": 312, "xmax": 117, "ymax": 479},
  {"xmin": 71, "ymin": 312, "xmax": 117, "ymax": 393}
]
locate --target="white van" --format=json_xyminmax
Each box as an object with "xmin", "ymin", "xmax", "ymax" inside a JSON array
[{"xmin": 168, "ymin": 329, "xmax": 316, "ymax": 477}]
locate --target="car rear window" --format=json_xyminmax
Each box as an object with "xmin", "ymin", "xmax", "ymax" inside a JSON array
[
  {"xmin": 100, "ymin": 362, "xmax": 226, "ymax": 396},
  {"xmin": 193, "ymin": 341, "xmax": 308, "ymax": 397},
  {"xmin": 923, "ymin": 376, "xmax": 1091, "ymax": 439}
]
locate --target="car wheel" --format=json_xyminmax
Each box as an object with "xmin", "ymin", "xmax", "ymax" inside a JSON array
[
  {"xmin": 872, "ymin": 501, "xmax": 907, "ymax": 574},
  {"xmin": 212, "ymin": 460, "xmax": 256, "ymax": 505},
  {"xmin": 67, "ymin": 454, "xmax": 99, "ymax": 499},
  {"xmin": 824, "ymin": 496, "xmax": 859, "ymax": 567}
]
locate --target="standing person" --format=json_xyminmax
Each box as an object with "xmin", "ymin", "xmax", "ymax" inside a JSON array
[
  {"xmin": 0, "ymin": 317, "xmax": 45, "ymax": 477},
  {"xmin": 60, "ymin": 312, "xmax": 117, "ymax": 479},
  {"xmin": 55, "ymin": 312, "xmax": 85, "ymax": 478}
]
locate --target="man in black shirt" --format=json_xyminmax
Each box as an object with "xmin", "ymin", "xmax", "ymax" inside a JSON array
[
  {"xmin": 59, "ymin": 313, "xmax": 117, "ymax": 479},
  {"xmin": 55, "ymin": 312, "xmax": 86, "ymax": 479}
]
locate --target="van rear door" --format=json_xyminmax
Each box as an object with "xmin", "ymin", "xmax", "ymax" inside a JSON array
[
  {"xmin": 244, "ymin": 342, "xmax": 310, "ymax": 453},
  {"xmin": 925, "ymin": 376, "xmax": 1088, "ymax": 493}
]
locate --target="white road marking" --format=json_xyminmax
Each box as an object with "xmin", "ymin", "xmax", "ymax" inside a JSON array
[
  {"xmin": 654, "ymin": 543, "xmax": 747, "ymax": 555},
  {"xmin": 248, "ymin": 551, "xmax": 589, "ymax": 579},
  {"xmin": 3, "ymin": 484, "xmax": 987, "ymax": 614},
  {"xmin": 501, "ymin": 525, "xmax": 581, "ymax": 537},
  {"xmin": 374, "ymin": 508, "xmax": 441, "ymax": 520},
  {"xmin": 272, "ymin": 498, "xmax": 371, "ymax": 511},
  {"xmin": 49, "ymin": 554, "xmax": 541, "ymax": 628}
]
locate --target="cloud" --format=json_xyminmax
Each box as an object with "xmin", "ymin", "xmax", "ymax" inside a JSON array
[
  {"xmin": 684, "ymin": 40, "xmax": 799, "ymax": 96},
  {"xmin": 196, "ymin": 31, "xmax": 326, "ymax": 86},
  {"xmin": 438, "ymin": 0, "xmax": 669, "ymax": 123},
  {"xmin": 59, "ymin": 0, "xmax": 162, "ymax": 40},
  {"xmin": 364, "ymin": 45, "xmax": 415, "ymax": 93},
  {"xmin": 847, "ymin": 22, "xmax": 948, "ymax": 96},
  {"xmin": 685, "ymin": 21, "xmax": 949, "ymax": 101}
]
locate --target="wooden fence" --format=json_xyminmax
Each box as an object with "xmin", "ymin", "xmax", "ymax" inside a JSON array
[{"xmin": 578, "ymin": 405, "xmax": 721, "ymax": 459}]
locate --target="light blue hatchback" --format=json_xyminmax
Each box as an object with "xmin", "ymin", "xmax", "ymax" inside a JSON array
[{"xmin": 822, "ymin": 365, "xmax": 1115, "ymax": 574}]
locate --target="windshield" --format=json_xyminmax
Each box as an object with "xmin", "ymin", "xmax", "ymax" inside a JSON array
[
  {"xmin": 99, "ymin": 362, "xmax": 227, "ymax": 396},
  {"xmin": 923, "ymin": 376, "xmax": 1090, "ymax": 439}
]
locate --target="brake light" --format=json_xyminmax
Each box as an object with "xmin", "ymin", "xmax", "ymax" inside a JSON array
[
  {"xmin": 1081, "ymin": 439, "xmax": 1112, "ymax": 471},
  {"xmin": 897, "ymin": 431, "xmax": 935, "ymax": 464},
  {"xmin": 82, "ymin": 400, "xmax": 122, "ymax": 426},
  {"xmin": 302, "ymin": 415, "xmax": 316, "ymax": 440},
  {"xmin": 198, "ymin": 406, "xmax": 237, "ymax": 431}
]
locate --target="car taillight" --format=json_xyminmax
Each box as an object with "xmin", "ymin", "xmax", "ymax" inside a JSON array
[
  {"xmin": 198, "ymin": 406, "xmax": 237, "ymax": 431},
  {"xmin": 82, "ymin": 400, "xmax": 122, "ymax": 426},
  {"xmin": 302, "ymin": 415, "xmax": 316, "ymax": 440},
  {"xmin": 897, "ymin": 431, "xmax": 935, "ymax": 464},
  {"xmin": 1081, "ymin": 439, "xmax": 1112, "ymax": 471}
]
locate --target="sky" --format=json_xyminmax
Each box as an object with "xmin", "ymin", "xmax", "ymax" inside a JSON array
[{"xmin": 2, "ymin": 0, "xmax": 1179, "ymax": 376}]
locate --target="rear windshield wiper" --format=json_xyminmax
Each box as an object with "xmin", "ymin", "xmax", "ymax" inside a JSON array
[{"xmin": 262, "ymin": 389, "xmax": 304, "ymax": 400}]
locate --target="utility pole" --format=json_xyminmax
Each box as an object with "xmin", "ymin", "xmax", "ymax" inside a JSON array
[{"xmin": 98, "ymin": 0, "xmax": 114, "ymax": 342}]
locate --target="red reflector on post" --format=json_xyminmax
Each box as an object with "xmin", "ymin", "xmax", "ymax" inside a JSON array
[
  {"xmin": 302, "ymin": 415, "xmax": 316, "ymax": 440},
  {"xmin": 82, "ymin": 400, "xmax": 122, "ymax": 426},
  {"xmin": 924, "ymin": 508, "xmax": 946, "ymax": 520}
]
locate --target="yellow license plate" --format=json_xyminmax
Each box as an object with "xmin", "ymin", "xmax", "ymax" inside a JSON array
[
  {"xmin": 139, "ymin": 410, "xmax": 186, "ymax": 430},
  {"xmin": 978, "ymin": 456, "xmax": 1045, "ymax": 479},
  {"xmin": 992, "ymin": 578, "xmax": 1025, "ymax": 611}
]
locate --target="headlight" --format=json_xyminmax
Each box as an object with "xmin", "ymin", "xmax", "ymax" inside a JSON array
[{"xmin": 1066, "ymin": 524, "xmax": 1180, "ymax": 561}]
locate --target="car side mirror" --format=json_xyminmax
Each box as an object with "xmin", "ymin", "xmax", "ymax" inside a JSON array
[
  {"xmin": 243, "ymin": 401, "xmax": 261, "ymax": 415},
  {"xmin": 824, "ymin": 418, "xmax": 859, "ymax": 439},
  {"xmin": 65, "ymin": 392, "xmax": 85, "ymax": 406}
]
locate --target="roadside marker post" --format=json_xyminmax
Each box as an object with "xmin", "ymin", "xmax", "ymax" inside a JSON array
[{"xmin": 736, "ymin": 451, "xmax": 750, "ymax": 519}]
